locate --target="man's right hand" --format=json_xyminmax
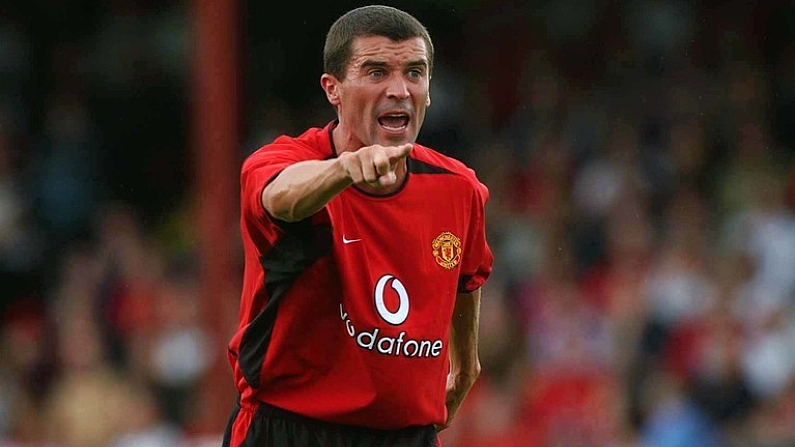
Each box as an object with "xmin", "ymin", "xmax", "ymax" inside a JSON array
[
  {"xmin": 338, "ymin": 143, "xmax": 413, "ymax": 188},
  {"xmin": 262, "ymin": 143, "xmax": 413, "ymax": 222}
]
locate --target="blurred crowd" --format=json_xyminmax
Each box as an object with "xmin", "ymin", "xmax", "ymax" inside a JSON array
[{"xmin": 2, "ymin": 0, "xmax": 795, "ymax": 446}]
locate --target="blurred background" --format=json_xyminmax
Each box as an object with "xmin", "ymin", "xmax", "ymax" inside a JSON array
[{"xmin": 1, "ymin": 0, "xmax": 795, "ymax": 446}]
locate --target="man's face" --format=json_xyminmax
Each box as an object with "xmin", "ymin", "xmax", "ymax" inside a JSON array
[{"xmin": 323, "ymin": 35, "xmax": 431, "ymax": 151}]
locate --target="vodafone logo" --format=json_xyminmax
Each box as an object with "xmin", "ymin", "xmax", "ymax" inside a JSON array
[
  {"xmin": 374, "ymin": 275, "xmax": 409, "ymax": 325},
  {"xmin": 338, "ymin": 273, "xmax": 444, "ymax": 358}
]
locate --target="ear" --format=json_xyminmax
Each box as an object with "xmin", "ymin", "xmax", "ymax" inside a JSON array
[
  {"xmin": 321, "ymin": 74, "xmax": 341, "ymax": 106},
  {"xmin": 426, "ymin": 91, "xmax": 431, "ymax": 108}
]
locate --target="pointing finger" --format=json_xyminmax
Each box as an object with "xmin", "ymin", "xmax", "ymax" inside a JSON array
[{"xmin": 387, "ymin": 143, "xmax": 413, "ymax": 163}]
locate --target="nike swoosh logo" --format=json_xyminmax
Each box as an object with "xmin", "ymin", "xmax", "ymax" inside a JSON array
[{"xmin": 342, "ymin": 235, "xmax": 362, "ymax": 244}]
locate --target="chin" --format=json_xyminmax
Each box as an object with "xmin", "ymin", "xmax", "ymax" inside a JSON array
[{"xmin": 378, "ymin": 130, "xmax": 416, "ymax": 146}]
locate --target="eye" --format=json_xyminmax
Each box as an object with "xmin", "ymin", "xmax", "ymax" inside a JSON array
[
  {"xmin": 368, "ymin": 68, "xmax": 386, "ymax": 78},
  {"xmin": 407, "ymin": 67, "xmax": 425, "ymax": 79}
]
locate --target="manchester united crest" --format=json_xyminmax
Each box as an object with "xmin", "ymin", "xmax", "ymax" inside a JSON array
[{"xmin": 432, "ymin": 232, "xmax": 462, "ymax": 269}]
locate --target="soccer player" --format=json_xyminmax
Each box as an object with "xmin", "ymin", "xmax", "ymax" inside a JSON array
[{"xmin": 223, "ymin": 5, "xmax": 494, "ymax": 446}]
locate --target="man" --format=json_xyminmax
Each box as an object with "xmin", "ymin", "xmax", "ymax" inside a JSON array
[{"xmin": 223, "ymin": 5, "xmax": 493, "ymax": 446}]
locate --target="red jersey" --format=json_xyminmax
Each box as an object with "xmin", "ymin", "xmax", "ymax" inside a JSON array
[{"xmin": 228, "ymin": 121, "xmax": 493, "ymax": 430}]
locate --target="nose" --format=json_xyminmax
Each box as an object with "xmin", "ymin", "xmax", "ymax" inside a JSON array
[{"xmin": 386, "ymin": 74, "xmax": 410, "ymax": 100}]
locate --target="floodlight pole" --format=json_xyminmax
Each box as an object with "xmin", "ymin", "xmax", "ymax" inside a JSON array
[{"xmin": 191, "ymin": 0, "xmax": 240, "ymax": 437}]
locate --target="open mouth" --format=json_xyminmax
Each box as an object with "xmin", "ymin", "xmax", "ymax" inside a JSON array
[{"xmin": 378, "ymin": 113, "xmax": 410, "ymax": 131}]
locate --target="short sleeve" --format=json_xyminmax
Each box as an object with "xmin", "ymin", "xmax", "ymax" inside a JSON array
[
  {"xmin": 239, "ymin": 143, "xmax": 311, "ymax": 244},
  {"xmin": 457, "ymin": 180, "xmax": 494, "ymax": 293}
]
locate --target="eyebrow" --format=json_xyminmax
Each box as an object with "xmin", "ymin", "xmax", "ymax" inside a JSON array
[{"xmin": 359, "ymin": 59, "xmax": 428, "ymax": 70}]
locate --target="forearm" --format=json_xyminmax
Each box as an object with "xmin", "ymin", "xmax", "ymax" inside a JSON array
[
  {"xmin": 449, "ymin": 289, "xmax": 482, "ymax": 380},
  {"xmin": 262, "ymin": 157, "xmax": 353, "ymax": 222},
  {"xmin": 436, "ymin": 288, "xmax": 482, "ymax": 431}
]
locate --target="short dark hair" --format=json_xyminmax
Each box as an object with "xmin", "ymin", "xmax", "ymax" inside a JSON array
[{"xmin": 323, "ymin": 5, "xmax": 434, "ymax": 80}]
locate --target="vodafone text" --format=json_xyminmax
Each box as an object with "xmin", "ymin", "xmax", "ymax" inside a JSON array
[{"xmin": 339, "ymin": 303, "xmax": 444, "ymax": 358}]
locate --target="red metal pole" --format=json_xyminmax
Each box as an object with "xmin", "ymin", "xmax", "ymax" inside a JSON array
[{"xmin": 190, "ymin": 0, "xmax": 240, "ymax": 437}]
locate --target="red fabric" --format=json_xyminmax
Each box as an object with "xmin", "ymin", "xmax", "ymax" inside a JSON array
[
  {"xmin": 228, "ymin": 122, "xmax": 494, "ymax": 429},
  {"xmin": 227, "ymin": 402, "xmax": 259, "ymax": 447}
]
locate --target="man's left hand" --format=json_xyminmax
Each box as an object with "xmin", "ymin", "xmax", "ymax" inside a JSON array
[{"xmin": 434, "ymin": 370, "xmax": 479, "ymax": 432}]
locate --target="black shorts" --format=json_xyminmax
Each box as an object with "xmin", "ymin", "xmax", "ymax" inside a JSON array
[{"xmin": 222, "ymin": 401, "xmax": 439, "ymax": 447}]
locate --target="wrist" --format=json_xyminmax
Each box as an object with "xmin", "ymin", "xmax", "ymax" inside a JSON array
[
  {"xmin": 451, "ymin": 362, "xmax": 481, "ymax": 383},
  {"xmin": 334, "ymin": 153, "xmax": 356, "ymax": 186}
]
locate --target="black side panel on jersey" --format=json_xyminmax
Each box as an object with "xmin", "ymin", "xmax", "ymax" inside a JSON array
[
  {"xmin": 238, "ymin": 220, "xmax": 333, "ymax": 389},
  {"xmin": 408, "ymin": 157, "xmax": 454, "ymax": 175}
]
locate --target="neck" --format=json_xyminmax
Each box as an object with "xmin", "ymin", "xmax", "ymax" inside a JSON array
[{"xmin": 331, "ymin": 121, "xmax": 362, "ymax": 157}]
